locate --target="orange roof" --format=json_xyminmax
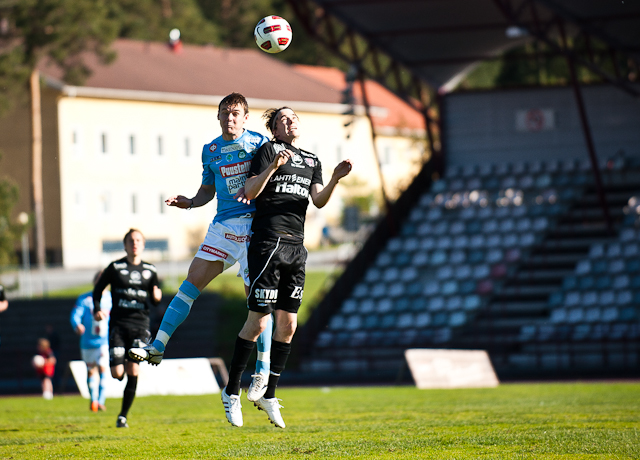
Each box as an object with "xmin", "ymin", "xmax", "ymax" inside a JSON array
[
  {"xmin": 293, "ymin": 64, "xmax": 425, "ymax": 132},
  {"xmin": 40, "ymin": 39, "xmax": 341, "ymax": 105}
]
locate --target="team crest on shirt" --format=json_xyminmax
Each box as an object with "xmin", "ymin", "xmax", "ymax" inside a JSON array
[
  {"xmin": 305, "ymin": 158, "xmax": 315, "ymax": 167},
  {"xmin": 238, "ymin": 150, "xmax": 247, "ymax": 159},
  {"xmin": 291, "ymin": 153, "xmax": 305, "ymax": 169},
  {"xmin": 142, "ymin": 269, "xmax": 152, "ymax": 279},
  {"xmin": 209, "ymin": 144, "xmax": 218, "ymax": 152}
]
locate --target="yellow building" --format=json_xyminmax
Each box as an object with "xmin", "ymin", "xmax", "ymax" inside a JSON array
[{"xmin": 0, "ymin": 39, "xmax": 425, "ymax": 269}]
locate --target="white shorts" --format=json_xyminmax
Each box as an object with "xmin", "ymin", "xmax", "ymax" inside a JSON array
[
  {"xmin": 81, "ymin": 344, "xmax": 109, "ymax": 368},
  {"xmin": 195, "ymin": 217, "xmax": 252, "ymax": 285}
]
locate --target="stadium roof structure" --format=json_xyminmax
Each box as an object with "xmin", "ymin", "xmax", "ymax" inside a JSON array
[
  {"xmin": 286, "ymin": 0, "xmax": 640, "ymax": 224},
  {"xmin": 287, "ymin": 0, "xmax": 640, "ymax": 96}
]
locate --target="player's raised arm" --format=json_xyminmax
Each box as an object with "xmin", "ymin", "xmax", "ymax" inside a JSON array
[
  {"xmin": 311, "ymin": 159, "xmax": 353, "ymax": 208},
  {"xmin": 165, "ymin": 183, "xmax": 216, "ymax": 210}
]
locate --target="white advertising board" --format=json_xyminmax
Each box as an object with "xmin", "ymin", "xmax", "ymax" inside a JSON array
[
  {"xmin": 69, "ymin": 358, "xmax": 220, "ymax": 398},
  {"xmin": 405, "ymin": 349, "xmax": 499, "ymax": 389}
]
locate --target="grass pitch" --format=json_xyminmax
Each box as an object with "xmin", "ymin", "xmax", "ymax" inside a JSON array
[{"xmin": 1, "ymin": 382, "xmax": 639, "ymax": 459}]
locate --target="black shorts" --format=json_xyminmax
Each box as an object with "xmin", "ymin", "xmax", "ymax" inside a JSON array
[
  {"xmin": 108, "ymin": 324, "xmax": 151, "ymax": 367},
  {"xmin": 247, "ymin": 236, "xmax": 307, "ymax": 314}
]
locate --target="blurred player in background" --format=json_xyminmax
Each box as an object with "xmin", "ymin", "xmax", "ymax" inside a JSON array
[
  {"xmin": 0, "ymin": 284, "xmax": 7, "ymax": 347},
  {"xmin": 129, "ymin": 92, "xmax": 273, "ymax": 402},
  {"xmin": 32, "ymin": 338, "xmax": 56, "ymax": 399},
  {"xmin": 70, "ymin": 271, "xmax": 112, "ymax": 412},
  {"xmin": 221, "ymin": 107, "xmax": 352, "ymax": 428},
  {"xmin": 93, "ymin": 228, "xmax": 162, "ymax": 428}
]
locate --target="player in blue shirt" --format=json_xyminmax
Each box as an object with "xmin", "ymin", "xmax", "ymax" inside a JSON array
[
  {"xmin": 70, "ymin": 271, "xmax": 112, "ymax": 412},
  {"xmin": 129, "ymin": 93, "xmax": 274, "ymax": 409}
]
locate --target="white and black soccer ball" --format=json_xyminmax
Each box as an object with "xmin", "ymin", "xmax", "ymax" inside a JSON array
[
  {"xmin": 254, "ymin": 15, "xmax": 292, "ymax": 54},
  {"xmin": 32, "ymin": 354, "xmax": 45, "ymax": 369}
]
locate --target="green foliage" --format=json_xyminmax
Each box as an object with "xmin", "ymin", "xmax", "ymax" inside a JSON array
[
  {"xmin": 1, "ymin": 383, "xmax": 639, "ymax": 459},
  {"xmin": 459, "ymin": 39, "xmax": 637, "ymax": 90},
  {"xmin": 0, "ymin": 176, "xmax": 25, "ymax": 268},
  {"xmin": 0, "ymin": 0, "xmax": 118, "ymax": 114},
  {"xmin": 108, "ymin": 0, "xmax": 219, "ymax": 45}
]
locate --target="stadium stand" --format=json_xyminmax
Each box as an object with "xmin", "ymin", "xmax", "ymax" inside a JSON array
[{"xmin": 300, "ymin": 154, "xmax": 640, "ymax": 381}]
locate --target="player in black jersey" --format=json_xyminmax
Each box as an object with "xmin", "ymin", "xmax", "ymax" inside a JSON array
[
  {"xmin": 222, "ymin": 107, "xmax": 352, "ymax": 428},
  {"xmin": 93, "ymin": 228, "xmax": 162, "ymax": 428}
]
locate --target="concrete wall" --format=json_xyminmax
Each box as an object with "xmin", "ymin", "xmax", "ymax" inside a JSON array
[{"xmin": 443, "ymin": 84, "xmax": 640, "ymax": 167}]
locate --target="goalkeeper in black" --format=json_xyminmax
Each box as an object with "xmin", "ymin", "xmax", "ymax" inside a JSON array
[{"xmin": 220, "ymin": 107, "xmax": 352, "ymax": 428}]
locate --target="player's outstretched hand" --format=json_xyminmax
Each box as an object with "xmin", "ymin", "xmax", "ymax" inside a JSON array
[
  {"xmin": 165, "ymin": 195, "xmax": 192, "ymax": 209},
  {"xmin": 234, "ymin": 187, "xmax": 251, "ymax": 204},
  {"xmin": 333, "ymin": 159, "xmax": 353, "ymax": 180}
]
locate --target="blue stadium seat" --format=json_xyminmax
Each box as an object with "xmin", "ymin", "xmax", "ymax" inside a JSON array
[
  {"xmin": 463, "ymin": 295, "xmax": 482, "ymax": 310},
  {"xmin": 449, "ymin": 311, "xmax": 467, "ymax": 327},
  {"xmin": 429, "ymin": 297, "xmax": 445, "ymax": 311},
  {"xmin": 550, "ymin": 308, "xmax": 567, "ymax": 323},
  {"xmin": 377, "ymin": 299, "xmax": 394, "ymax": 313},
  {"xmin": 415, "ymin": 312, "xmax": 431, "ymax": 327}
]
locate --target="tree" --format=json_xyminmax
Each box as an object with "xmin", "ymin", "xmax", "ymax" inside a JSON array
[
  {"xmin": 0, "ymin": 170, "xmax": 26, "ymax": 268},
  {"xmin": 0, "ymin": 0, "xmax": 119, "ymax": 114}
]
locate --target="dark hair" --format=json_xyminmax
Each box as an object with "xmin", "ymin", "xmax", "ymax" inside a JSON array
[
  {"xmin": 218, "ymin": 92, "xmax": 249, "ymax": 115},
  {"xmin": 123, "ymin": 228, "xmax": 145, "ymax": 245},
  {"xmin": 262, "ymin": 107, "xmax": 295, "ymax": 136}
]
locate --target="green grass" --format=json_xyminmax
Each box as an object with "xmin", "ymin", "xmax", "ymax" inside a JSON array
[{"xmin": 1, "ymin": 383, "xmax": 639, "ymax": 459}]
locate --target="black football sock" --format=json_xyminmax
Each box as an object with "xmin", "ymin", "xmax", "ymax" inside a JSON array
[
  {"xmin": 227, "ymin": 336, "xmax": 256, "ymax": 396},
  {"xmin": 264, "ymin": 340, "xmax": 291, "ymax": 400},
  {"xmin": 119, "ymin": 375, "xmax": 138, "ymax": 418}
]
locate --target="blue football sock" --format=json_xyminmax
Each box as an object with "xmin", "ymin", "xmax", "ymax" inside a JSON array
[
  {"xmin": 88, "ymin": 373, "xmax": 99, "ymax": 402},
  {"xmin": 98, "ymin": 372, "xmax": 107, "ymax": 406},
  {"xmin": 255, "ymin": 313, "xmax": 273, "ymax": 375},
  {"xmin": 153, "ymin": 280, "xmax": 200, "ymax": 353}
]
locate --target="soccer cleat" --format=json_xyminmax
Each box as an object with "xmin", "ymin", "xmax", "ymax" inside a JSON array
[
  {"xmin": 91, "ymin": 401, "xmax": 99, "ymax": 412},
  {"xmin": 116, "ymin": 416, "xmax": 129, "ymax": 428},
  {"xmin": 254, "ymin": 397, "xmax": 285, "ymax": 428},
  {"xmin": 247, "ymin": 373, "xmax": 268, "ymax": 402},
  {"xmin": 128, "ymin": 344, "xmax": 163, "ymax": 365},
  {"xmin": 221, "ymin": 387, "xmax": 243, "ymax": 427}
]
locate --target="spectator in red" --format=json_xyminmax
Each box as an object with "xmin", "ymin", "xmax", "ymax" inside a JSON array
[{"xmin": 32, "ymin": 338, "xmax": 56, "ymax": 399}]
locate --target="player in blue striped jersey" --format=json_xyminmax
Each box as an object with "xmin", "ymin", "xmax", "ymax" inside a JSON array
[
  {"xmin": 70, "ymin": 271, "xmax": 112, "ymax": 412},
  {"xmin": 129, "ymin": 93, "xmax": 273, "ymax": 409}
]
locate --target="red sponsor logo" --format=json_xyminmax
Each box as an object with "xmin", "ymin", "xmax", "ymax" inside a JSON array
[
  {"xmin": 225, "ymin": 233, "xmax": 250, "ymax": 243},
  {"xmin": 201, "ymin": 245, "xmax": 228, "ymax": 259},
  {"xmin": 209, "ymin": 144, "xmax": 218, "ymax": 152},
  {"xmin": 220, "ymin": 160, "xmax": 251, "ymax": 177}
]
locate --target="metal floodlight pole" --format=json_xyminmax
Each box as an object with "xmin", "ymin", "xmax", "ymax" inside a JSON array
[{"xmin": 557, "ymin": 20, "xmax": 613, "ymax": 232}]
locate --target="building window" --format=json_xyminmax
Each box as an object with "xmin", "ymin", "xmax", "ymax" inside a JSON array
[
  {"xmin": 336, "ymin": 144, "xmax": 343, "ymax": 162},
  {"xmin": 184, "ymin": 137, "xmax": 190, "ymax": 157},
  {"xmin": 159, "ymin": 195, "xmax": 165, "ymax": 214},
  {"xmin": 157, "ymin": 136, "xmax": 163, "ymax": 156},
  {"xmin": 101, "ymin": 192, "xmax": 111, "ymax": 215},
  {"xmin": 101, "ymin": 133, "xmax": 108, "ymax": 154},
  {"xmin": 131, "ymin": 194, "xmax": 137, "ymax": 214},
  {"xmin": 129, "ymin": 135, "xmax": 135, "ymax": 155}
]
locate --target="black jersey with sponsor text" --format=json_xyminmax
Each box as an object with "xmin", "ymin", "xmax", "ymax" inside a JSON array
[
  {"xmin": 248, "ymin": 140, "xmax": 323, "ymax": 240},
  {"xmin": 92, "ymin": 257, "xmax": 160, "ymax": 329}
]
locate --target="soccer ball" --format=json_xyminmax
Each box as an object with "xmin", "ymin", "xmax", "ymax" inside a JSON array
[
  {"xmin": 254, "ymin": 15, "xmax": 292, "ymax": 54},
  {"xmin": 32, "ymin": 354, "xmax": 45, "ymax": 368}
]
